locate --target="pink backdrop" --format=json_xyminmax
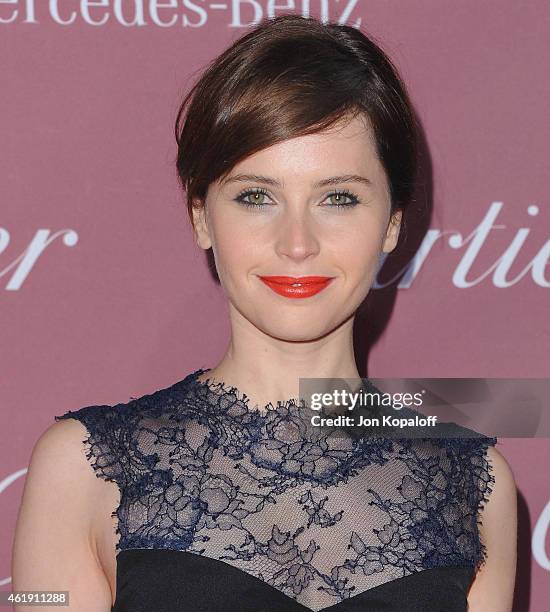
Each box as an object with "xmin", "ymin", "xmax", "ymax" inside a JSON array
[{"xmin": 2, "ymin": 2, "xmax": 549, "ymax": 609}]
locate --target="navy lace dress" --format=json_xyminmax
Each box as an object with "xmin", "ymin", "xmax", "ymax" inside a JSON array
[{"xmin": 54, "ymin": 368, "xmax": 497, "ymax": 611}]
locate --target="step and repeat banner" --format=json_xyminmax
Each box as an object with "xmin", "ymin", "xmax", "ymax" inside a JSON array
[{"xmin": 2, "ymin": 1, "xmax": 549, "ymax": 610}]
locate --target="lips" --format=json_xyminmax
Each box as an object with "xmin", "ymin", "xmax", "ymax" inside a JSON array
[{"xmin": 258, "ymin": 275, "xmax": 335, "ymax": 299}]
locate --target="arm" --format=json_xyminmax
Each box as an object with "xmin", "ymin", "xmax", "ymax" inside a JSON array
[
  {"xmin": 467, "ymin": 445, "xmax": 518, "ymax": 612},
  {"xmin": 11, "ymin": 419, "xmax": 113, "ymax": 611}
]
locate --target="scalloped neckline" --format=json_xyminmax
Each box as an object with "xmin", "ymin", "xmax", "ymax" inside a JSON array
[{"xmin": 187, "ymin": 367, "xmax": 307, "ymax": 414}]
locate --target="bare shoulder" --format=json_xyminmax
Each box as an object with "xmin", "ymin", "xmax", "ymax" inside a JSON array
[
  {"xmin": 467, "ymin": 444, "xmax": 518, "ymax": 612},
  {"xmin": 12, "ymin": 419, "xmax": 114, "ymax": 611},
  {"xmin": 34, "ymin": 417, "xmax": 100, "ymax": 477},
  {"xmin": 18, "ymin": 418, "xmax": 109, "ymax": 513}
]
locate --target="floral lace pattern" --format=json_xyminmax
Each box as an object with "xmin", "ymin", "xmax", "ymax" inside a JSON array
[{"xmin": 55, "ymin": 368, "xmax": 497, "ymax": 611}]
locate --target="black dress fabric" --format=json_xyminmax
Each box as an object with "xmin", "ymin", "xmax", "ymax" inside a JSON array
[{"xmin": 54, "ymin": 368, "xmax": 497, "ymax": 611}]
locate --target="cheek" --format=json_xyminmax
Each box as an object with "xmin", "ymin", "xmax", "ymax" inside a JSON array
[
  {"xmin": 210, "ymin": 220, "xmax": 259, "ymax": 284},
  {"xmin": 329, "ymin": 219, "xmax": 386, "ymax": 268}
]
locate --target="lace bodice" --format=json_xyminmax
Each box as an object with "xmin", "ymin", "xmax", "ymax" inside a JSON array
[{"xmin": 54, "ymin": 368, "xmax": 496, "ymax": 611}]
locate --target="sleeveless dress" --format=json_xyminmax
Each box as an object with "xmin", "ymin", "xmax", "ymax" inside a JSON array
[{"xmin": 54, "ymin": 368, "xmax": 497, "ymax": 612}]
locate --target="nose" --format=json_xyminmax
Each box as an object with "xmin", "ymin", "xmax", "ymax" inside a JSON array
[{"xmin": 273, "ymin": 205, "xmax": 321, "ymax": 263}]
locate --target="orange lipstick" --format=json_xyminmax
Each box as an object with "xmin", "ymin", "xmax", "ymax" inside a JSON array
[{"xmin": 258, "ymin": 275, "xmax": 335, "ymax": 298}]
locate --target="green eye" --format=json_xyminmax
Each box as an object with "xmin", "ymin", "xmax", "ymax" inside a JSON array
[
  {"xmin": 248, "ymin": 192, "xmax": 266, "ymax": 205},
  {"xmin": 327, "ymin": 191, "xmax": 359, "ymax": 207},
  {"xmin": 234, "ymin": 188, "xmax": 271, "ymax": 208}
]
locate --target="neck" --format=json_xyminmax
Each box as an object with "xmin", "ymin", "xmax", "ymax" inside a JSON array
[{"xmin": 197, "ymin": 308, "xmax": 362, "ymax": 411}]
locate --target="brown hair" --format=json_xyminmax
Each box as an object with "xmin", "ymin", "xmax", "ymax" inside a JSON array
[{"xmin": 175, "ymin": 14, "xmax": 418, "ymax": 238}]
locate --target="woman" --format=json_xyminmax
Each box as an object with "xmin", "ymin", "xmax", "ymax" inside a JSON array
[{"xmin": 12, "ymin": 14, "xmax": 516, "ymax": 611}]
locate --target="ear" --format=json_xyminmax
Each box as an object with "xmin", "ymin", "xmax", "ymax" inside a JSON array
[
  {"xmin": 191, "ymin": 200, "xmax": 212, "ymax": 250},
  {"xmin": 381, "ymin": 209, "xmax": 403, "ymax": 253}
]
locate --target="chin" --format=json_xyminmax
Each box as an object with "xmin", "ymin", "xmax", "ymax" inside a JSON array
[{"xmin": 255, "ymin": 319, "xmax": 336, "ymax": 343}]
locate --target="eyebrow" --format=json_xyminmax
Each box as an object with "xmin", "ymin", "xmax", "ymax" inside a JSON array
[{"xmin": 221, "ymin": 173, "xmax": 372, "ymax": 189}]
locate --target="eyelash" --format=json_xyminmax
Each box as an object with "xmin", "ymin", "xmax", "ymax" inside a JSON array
[{"xmin": 233, "ymin": 187, "xmax": 360, "ymax": 210}]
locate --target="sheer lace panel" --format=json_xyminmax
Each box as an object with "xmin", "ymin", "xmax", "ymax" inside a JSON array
[{"xmin": 55, "ymin": 368, "xmax": 497, "ymax": 611}]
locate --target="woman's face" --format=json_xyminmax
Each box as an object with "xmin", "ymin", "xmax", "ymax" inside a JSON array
[{"xmin": 193, "ymin": 113, "xmax": 402, "ymax": 342}]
